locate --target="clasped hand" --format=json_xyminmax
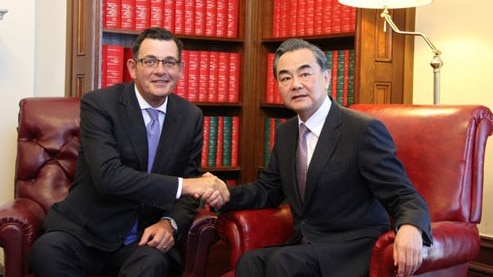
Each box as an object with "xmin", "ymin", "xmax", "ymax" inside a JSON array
[{"xmin": 183, "ymin": 172, "xmax": 230, "ymax": 209}]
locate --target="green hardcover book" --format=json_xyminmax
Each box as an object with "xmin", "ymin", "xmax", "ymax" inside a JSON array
[
  {"xmin": 348, "ymin": 49, "xmax": 355, "ymax": 106},
  {"xmin": 223, "ymin": 116, "xmax": 232, "ymax": 167},
  {"xmin": 337, "ymin": 49, "xmax": 345, "ymax": 105},
  {"xmin": 325, "ymin": 50, "xmax": 333, "ymax": 96},
  {"xmin": 208, "ymin": 116, "xmax": 218, "ymax": 167}
]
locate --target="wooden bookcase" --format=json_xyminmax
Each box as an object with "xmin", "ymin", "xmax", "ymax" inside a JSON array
[{"xmin": 65, "ymin": 0, "xmax": 417, "ymax": 184}]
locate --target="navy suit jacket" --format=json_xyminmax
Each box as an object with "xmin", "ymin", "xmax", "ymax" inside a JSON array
[
  {"xmin": 223, "ymin": 100, "xmax": 432, "ymax": 275},
  {"xmin": 43, "ymin": 83, "xmax": 203, "ymax": 264}
]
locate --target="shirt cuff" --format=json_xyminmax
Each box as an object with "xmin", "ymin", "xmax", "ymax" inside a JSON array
[{"xmin": 176, "ymin": 177, "xmax": 183, "ymax": 199}]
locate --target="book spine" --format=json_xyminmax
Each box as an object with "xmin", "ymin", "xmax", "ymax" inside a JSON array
[
  {"xmin": 187, "ymin": 50, "xmax": 200, "ymax": 102},
  {"xmin": 202, "ymin": 116, "xmax": 210, "ymax": 168},
  {"xmin": 198, "ymin": 51, "xmax": 210, "ymax": 102},
  {"xmin": 121, "ymin": 0, "xmax": 136, "ymax": 30},
  {"xmin": 150, "ymin": 0, "xmax": 163, "ymax": 28},
  {"xmin": 103, "ymin": 0, "xmax": 121, "ymax": 29},
  {"xmin": 288, "ymin": 0, "xmax": 298, "ymax": 37},
  {"xmin": 227, "ymin": 0, "xmax": 239, "ymax": 38},
  {"xmin": 325, "ymin": 50, "xmax": 333, "ymax": 96},
  {"xmin": 195, "ymin": 0, "xmax": 206, "ymax": 36},
  {"xmin": 217, "ymin": 52, "xmax": 229, "ymax": 102},
  {"xmin": 175, "ymin": 50, "xmax": 188, "ymax": 98},
  {"xmin": 205, "ymin": 0, "xmax": 217, "ymax": 37},
  {"xmin": 278, "ymin": 0, "xmax": 288, "ymax": 37},
  {"xmin": 223, "ymin": 116, "xmax": 232, "ymax": 166},
  {"xmin": 337, "ymin": 49, "xmax": 345, "ymax": 104},
  {"xmin": 348, "ymin": 49, "xmax": 355, "ymax": 105},
  {"xmin": 272, "ymin": 0, "xmax": 281, "ymax": 37},
  {"xmin": 305, "ymin": 0, "xmax": 315, "ymax": 36},
  {"xmin": 231, "ymin": 116, "xmax": 240, "ymax": 167},
  {"xmin": 207, "ymin": 116, "xmax": 218, "ymax": 167},
  {"xmin": 331, "ymin": 0, "xmax": 342, "ymax": 34},
  {"xmin": 104, "ymin": 44, "xmax": 125, "ymax": 87},
  {"xmin": 216, "ymin": 116, "xmax": 224, "ymax": 167},
  {"xmin": 207, "ymin": 51, "xmax": 219, "ymax": 102},
  {"xmin": 322, "ymin": 0, "xmax": 332, "ymax": 34},
  {"xmin": 340, "ymin": 4, "xmax": 353, "ymax": 33},
  {"xmin": 184, "ymin": 0, "xmax": 194, "ymax": 35},
  {"xmin": 297, "ymin": 0, "xmax": 306, "ymax": 36},
  {"xmin": 314, "ymin": 0, "xmax": 323, "ymax": 35},
  {"xmin": 216, "ymin": 0, "xmax": 228, "ymax": 37},
  {"xmin": 343, "ymin": 49, "xmax": 350, "ymax": 106},
  {"xmin": 135, "ymin": 0, "xmax": 150, "ymax": 31},
  {"xmin": 331, "ymin": 50, "xmax": 338, "ymax": 100},
  {"xmin": 228, "ymin": 52, "xmax": 240, "ymax": 103},
  {"xmin": 163, "ymin": 0, "xmax": 175, "ymax": 31},
  {"xmin": 174, "ymin": 0, "xmax": 185, "ymax": 34}
]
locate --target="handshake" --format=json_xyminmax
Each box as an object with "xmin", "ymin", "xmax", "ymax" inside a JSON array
[{"xmin": 182, "ymin": 172, "xmax": 230, "ymax": 209}]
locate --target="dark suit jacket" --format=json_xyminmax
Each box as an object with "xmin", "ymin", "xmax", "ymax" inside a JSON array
[
  {"xmin": 43, "ymin": 83, "xmax": 203, "ymax": 264},
  {"xmin": 223, "ymin": 100, "xmax": 432, "ymax": 275}
]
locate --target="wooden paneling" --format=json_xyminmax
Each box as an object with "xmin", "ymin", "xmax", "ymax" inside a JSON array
[
  {"xmin": 355, "ymin": 8, "xmax": 415, "ymax": 104},
  {"xmin": 469, "ymin": 236, "xmax": 493, "ymax": 277},
  {"xmin": 65, "ymin": 0, "xmax": 101, "ymax": 97}
]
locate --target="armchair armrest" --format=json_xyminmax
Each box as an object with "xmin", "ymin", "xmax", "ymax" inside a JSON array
[
  {"xmin": 0, "ymin": 198, "xmax": 46, "ymax": 277},
  {"xmin": 370, "ymin": 221, "xmax": 480, "ymax": 277},
  {"xmin": 216, "ymin": 204, "xmax": 293, "ymax": 271},
  {"xmin": 181, "ymin": 208, "xmax": 219, "ymax": 277}
]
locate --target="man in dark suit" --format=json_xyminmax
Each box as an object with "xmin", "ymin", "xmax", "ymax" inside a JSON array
[
  {"xmin": 205, "ymin": 38, "xmax": 432, "ymax": 277},
  {"xmin": 29, "ymin": 27, "xmax": 229, "ymax": 276}
]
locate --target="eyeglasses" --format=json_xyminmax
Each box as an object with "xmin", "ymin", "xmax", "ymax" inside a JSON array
[{"xmin": 135, "ymin": 57, "xmax": 181, "ymax": 69}]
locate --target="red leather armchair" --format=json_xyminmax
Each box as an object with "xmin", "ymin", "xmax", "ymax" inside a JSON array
[
  {"xmin": 216, "ymin": 104, "xmax": 493, "ymax": 277},
  {"xmin": 0, "ymin": 97, "xmax": 219, "ymax": 277}
]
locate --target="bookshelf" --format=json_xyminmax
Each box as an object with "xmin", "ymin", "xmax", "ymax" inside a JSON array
[{"xmin": 66, "ymin": 0, "xmax": 417, "ymax": 184}]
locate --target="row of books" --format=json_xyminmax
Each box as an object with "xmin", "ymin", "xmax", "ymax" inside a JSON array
[
  {"xmin": 264, "ymin": 117, "xmax": 288, "ymax": 166},
  {"xmin": 202, "ymin": 116, "xmax": 240, "ymax": 168},
  {"xmin": 101, "ymin": 45, "xmax": 241, "ymax": 103},
  {"xmin": 328, "ymin": 49, "xmax": 355, "ymax": 107},
  {"xmin": 103, "ymin": 0, "xmax": 239, "ymax": 38},
  {"xmin": 265, "ymin": 49, "xmax": 355, "ymax": 107},
  {"xmin": 175, "ymin": 51, "xmax": 240, "ymax": 103},
  {"xmin": 272, "ymin": 0, "xmax": 356, "ymax": 38}
]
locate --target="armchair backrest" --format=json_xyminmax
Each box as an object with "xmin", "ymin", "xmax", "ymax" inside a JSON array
[
  {"xmin": 350, "ymin": 104, "xmax": 493, "ymax": 223},
  {"xmin": 15, "ymin": 97, "xmax": 81, "ymax": 212}
]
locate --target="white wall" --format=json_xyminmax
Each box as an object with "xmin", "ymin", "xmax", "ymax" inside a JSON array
[
  {"xmin": 413, "ymin": 0, "xmax": 493, "ymax": 237},
  {"xmin": 0, "ymin": 0, "xmax": 492, "ymax": 269},
  {"xmin": 0, "ymin": 0, "xmax": 66, "ymax": 267},
  {"xmin": 0, "ymin": 0, "xmax": 66, "ymax": 201}
]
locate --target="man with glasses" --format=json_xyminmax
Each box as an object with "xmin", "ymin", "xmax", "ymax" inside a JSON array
[{"xmin": 29, "ymin": 27, "xmax": 229, "ymax": 277}]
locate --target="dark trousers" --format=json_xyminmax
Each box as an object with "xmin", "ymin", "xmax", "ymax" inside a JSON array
[
  {"xmin": 29, "ymin": 231, "xmax": 173, "ymax": 277},
  {"xmin": 235, "ymin": 238, "xmax": 375, "ymax": 277}
]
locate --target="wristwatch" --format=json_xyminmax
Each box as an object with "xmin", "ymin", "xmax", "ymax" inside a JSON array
[{"xmin": 161, "ymin": 216, "xmax": 178, "ymax": 235}]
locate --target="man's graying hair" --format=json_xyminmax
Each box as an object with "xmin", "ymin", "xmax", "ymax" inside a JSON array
[
  {"xmin": 132, "ymin": 27, "xmax": 184, "ymax": 61},
  {"xmin": 273, "ymin": 38, "xmax": 328, "ymax": 80}
]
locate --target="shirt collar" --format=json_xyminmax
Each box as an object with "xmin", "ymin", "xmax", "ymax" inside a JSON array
[
  {"xmin": 298, "ymin": 96, "xmax": 332, "ymax": 137},
  {"xmin": 134, "ymin": 85, "xmax": 168, "ymax": 114}
]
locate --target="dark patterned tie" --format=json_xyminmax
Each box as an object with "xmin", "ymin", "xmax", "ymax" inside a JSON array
[{"xmin": 296, "ymin": 123, "xmax": 310, "ymax": 201}]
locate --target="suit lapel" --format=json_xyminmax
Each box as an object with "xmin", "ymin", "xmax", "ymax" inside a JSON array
[
  {"xmin": 119, "ymin": 85, "xmax": 148, "ymax": 172},
  {"xmin": 152, "ymin": 95, "xmax": 182, "ymax": 173},
  {"xmin": 303, "ymin": 102, "xmax": 343, "ymax": 204}
]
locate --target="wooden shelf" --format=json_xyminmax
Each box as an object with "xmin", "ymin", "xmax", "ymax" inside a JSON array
[{"xmin": 66, "ymin": 0, "xmax": 417, "ymax": 183}]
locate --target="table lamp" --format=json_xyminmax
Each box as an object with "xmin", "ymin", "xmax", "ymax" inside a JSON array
[{"xmin": 338, "ymin": 0, "xmax": 442, "ymax": 104}]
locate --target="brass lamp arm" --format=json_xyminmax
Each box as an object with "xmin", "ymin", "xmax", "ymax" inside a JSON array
[{"xmin": 380, "ymin": 7, "xmax": 443, "ymax": 104}]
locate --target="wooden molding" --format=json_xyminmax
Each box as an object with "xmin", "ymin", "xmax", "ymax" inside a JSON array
[{"xmin": 469, "ymin": 236, "xmax": 493, "ymax": 276}]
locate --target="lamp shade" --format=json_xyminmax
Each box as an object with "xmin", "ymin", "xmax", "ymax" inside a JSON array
[{"xmin": 338, "ymin": 0, "xmax": 431, "ymax": 9}]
